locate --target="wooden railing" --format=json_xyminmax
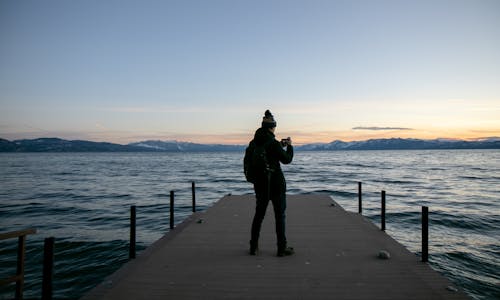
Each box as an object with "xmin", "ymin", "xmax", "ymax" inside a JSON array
[
  {"xmin": 0, "ymin": 228, "xmax": 37, "ymax": 300},
  {"xmin": 0, "ymin": 181, "xmax": 198, "ymax": 299}
]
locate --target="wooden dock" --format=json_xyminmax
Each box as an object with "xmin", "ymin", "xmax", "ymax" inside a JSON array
[{"xmin": 82, "ymin": 194, "xmax": 468, "ymax": 299}]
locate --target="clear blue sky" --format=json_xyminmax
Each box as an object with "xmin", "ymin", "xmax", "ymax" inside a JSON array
[{"xmin": 1, "ymin": 0, "xmax": 499, "ymax": 144}]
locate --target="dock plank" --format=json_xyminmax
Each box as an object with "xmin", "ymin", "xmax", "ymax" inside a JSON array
[{"xmin": 82, "ymin": 194, "xmax": 468, "ymax": 299}]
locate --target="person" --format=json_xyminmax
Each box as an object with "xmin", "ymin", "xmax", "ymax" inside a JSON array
[{"xmin": 248, "ymin": 110, "xmax": 294, "ymax": 257}]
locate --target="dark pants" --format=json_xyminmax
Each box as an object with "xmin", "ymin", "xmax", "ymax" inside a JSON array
[{"xmin": 250, "ymin": 171, "xmax": 287, "ymax": 250}]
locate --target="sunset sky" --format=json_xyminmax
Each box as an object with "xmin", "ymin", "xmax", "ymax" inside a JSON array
[{"xmin": 1, "ymin": 0, "xmax": 499, "ymax": 145}]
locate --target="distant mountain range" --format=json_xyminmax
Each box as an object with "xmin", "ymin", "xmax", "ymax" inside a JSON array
[
  {"xmin": 0, "ymin": 138, "xmax": 147, "ymax": 152},
  {"xmin": 297, "ymin": 137, "xmax": 500, "ymax": 151},
  {"xmin": 0, "ymin": 138, "xmax": 245, "ymax": 152},
  {"xmin": 128, "ymin": 140, "xmax": 244, "ymax": 152},
  {"xmin": 1, "ymin": 137, "xmax": 499, "ymax": 152}
]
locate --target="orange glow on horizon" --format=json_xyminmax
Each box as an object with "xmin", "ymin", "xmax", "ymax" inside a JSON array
[
  {"xmin": 87, "ymin": 128, "xmax": 499, "ymax": 145},
  {"xmin": 3, "ymin": 124, "xmax": 498, "ymax": 145}
]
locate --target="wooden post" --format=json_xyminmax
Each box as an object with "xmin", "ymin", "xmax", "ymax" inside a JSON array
[
  {"xmin": 192, "ymin": 181, "xmax": 196, "ymax": 213},
  {"xmin": 0, "ymin": 228, "xmax": 36, "ymax": 300},
  {"xmin": 16, "ymin": 235, "xmax": 26, "ymax": 300},
  {"xmin": 130, "ymin": 206, "xmax": 136, "ymax": 259},
  {"xmin": 358, "ymin": 182, "xmax": 362, "ymax": 214},
  {"xmin": 42, "ymin": 237, "xmax": 54, "ymax": 300},
  {"xmin": 422, "ymin": 206, "xmax": 429, "ymax": 262},
  {"xmin": 381, "ymin": 190, "xmax": 386, "ymax": 231},
  {"xmin": 170, "ymin": 191, "xmax": 175, "ymax": 229}
]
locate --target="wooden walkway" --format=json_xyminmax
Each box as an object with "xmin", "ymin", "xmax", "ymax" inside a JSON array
[{"xmin": 82, "ymin": 194, "xmax": 468, "ymax": 299}]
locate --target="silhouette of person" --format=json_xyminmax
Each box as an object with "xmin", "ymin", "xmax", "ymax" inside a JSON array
[{"xmin": 248, "ymin": 110, "xmax": 294, "ymax": 256}]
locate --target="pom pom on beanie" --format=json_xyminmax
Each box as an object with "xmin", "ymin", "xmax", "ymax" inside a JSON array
[{"xmin": 261, "ymin": 110, "xmax": 277, "ymax": 128}]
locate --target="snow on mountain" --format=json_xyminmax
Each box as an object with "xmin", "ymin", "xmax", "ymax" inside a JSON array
[{"xmin": 128, "ymin": 140, "xmax": 245, "ymax": 152}]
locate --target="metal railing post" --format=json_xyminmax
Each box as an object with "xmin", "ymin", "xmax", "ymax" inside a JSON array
[
  {"xmin": 170, "ymin": 191, "xmax": 175, "ymax": 229},
  {"xmin": 422, "ymin": 206, "xmax": 429, "ymax": 262},
  {"xmin": 192, "ymin": 182, "xmax": 196, "ymax": 213},
  {"xmin": 381, "ymin": 190, "xmax": 386, "ymax": 231},
  {"xmin": 42, "ymin": 237, "xmax": 54, "ymax": 300},
  {"xmin": 130, "ymin": 206, "xmax": 136, "ymax": 259},
  {"xmin": 358, "ymin": 182, "xmax": 362, "ymax": 214}
]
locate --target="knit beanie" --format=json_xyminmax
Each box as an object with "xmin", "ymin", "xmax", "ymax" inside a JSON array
[{"xmin": 261, "ymin": 110, "xmax": 277, "ymax": 128}]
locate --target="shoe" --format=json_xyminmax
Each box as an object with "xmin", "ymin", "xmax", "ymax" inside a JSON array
[
  {"xmin": 249, "ymin": 241, "xmax": 258, "ymax": 255},
  {"xmin": 277, "ymin": 246, "xmax": 294, "ymax": 257}
]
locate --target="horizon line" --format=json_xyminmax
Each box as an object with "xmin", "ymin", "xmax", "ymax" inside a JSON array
[{"xmin": 2, "ymin": 135, "xmax": 499, "ymax": 146}]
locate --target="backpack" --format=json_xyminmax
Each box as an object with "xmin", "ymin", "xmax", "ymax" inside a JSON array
[{"xmin": 244, "ymin": 140, "xmax": 270, "ymax": 183}]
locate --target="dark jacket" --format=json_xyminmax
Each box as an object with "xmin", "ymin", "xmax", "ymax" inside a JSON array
[{"xmin": 253, "ymin": 127, "xmax": 294, "ymax": 174}]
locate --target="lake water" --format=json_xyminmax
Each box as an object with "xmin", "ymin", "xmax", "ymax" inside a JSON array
[{"xmin": 0, "ymin": 150, "xmax": 499, "ymax": 299}]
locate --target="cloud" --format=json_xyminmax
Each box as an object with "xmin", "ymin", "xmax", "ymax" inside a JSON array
[{"xmin": 352, "ymin": 126, "xmax": 414, "ymax": 131}]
